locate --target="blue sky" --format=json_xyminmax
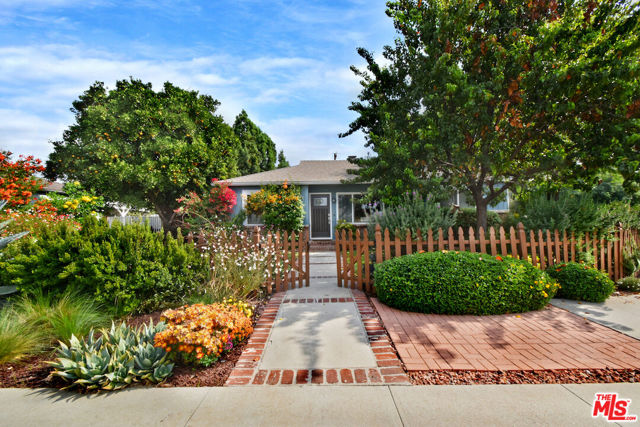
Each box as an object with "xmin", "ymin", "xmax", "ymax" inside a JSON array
[{"xmin": 0, "ymin": 0, "xmax": 396, "ymax": 166}]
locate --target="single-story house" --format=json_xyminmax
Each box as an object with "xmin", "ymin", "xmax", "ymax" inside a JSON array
[{"xmin": 227, "ymin": 160, "xmax": 510, "ymax": 240}]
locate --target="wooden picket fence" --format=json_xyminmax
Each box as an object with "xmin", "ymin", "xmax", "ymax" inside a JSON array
[
  {"xmin": 335, "ymin": 223, "xmax": 636, "ymax": 293},
  {"xmin": 186, "ymin": 225, "xmax": 310, "ymax": 294}
]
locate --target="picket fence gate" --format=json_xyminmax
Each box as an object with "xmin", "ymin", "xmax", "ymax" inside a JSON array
[
  {"xmin": 335, "ymin": 223, "xmax": 638, "ymax": 294},
  {"xmin": 186, "ymin": 226, "xmax": 310, "ymax": 294}
]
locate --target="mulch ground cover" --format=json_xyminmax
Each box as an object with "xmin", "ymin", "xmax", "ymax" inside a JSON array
[
  {"xmin": 410, "ymin": 369, "xmax": 640, "ymax": 385},
  {"xmin": 0, "ymin": 300, "xmax": 266, "ymax": 389}
]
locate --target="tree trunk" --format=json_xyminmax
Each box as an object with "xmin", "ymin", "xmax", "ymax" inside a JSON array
[
  {"xmin": 474, "ymin": 195, "xmax": 489, "ymax": 230},
  {"xmin": 155, "ymin": 203, "xmax": 178, "ymax": 234}
]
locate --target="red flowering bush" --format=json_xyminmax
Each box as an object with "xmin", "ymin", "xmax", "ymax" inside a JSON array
[
  {"xmin": 154, "ymin": 302, "xmax": 253, "ymax": 366},
  {"xmin": 0, "ymin": 198, "xmax": 76, "ymax": 237},
  {"xmin": 176, "ymin": 179, "xmax": 237, "ymax": 230},
  {"xmin": 0, "ymin": 152, "xmax": 44, "ymax": 208}
]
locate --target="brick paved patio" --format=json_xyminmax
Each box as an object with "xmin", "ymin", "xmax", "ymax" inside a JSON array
[{"xmin": 372, "ymin": 299, "xmax": 640, "ymax": 372}]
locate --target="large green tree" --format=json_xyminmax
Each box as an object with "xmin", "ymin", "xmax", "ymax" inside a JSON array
[
  {"xmin": 46, "ymin": 78, "xmax": 239, "ymax": 231},
  {"xmin": 233, "ymin": 110, "xmax": 277, "ymax": 175},
  {"xmin": 342, "ymin": 0, "xmax": 640, "ymax": 228}
]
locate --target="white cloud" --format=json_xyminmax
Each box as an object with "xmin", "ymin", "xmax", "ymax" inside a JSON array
[
  {"xmin": 0, "ymin": 44, "xmax": 369, "ymax": 165},
  {"xmin": 261, "ymin": 117, "xmax": 368, "ymax": 164}
]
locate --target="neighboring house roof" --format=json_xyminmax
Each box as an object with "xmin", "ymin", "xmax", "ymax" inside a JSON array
[
  {"xmin": 226, "ymin": 160, "xmax": 363, "ymax": 186},
  {"xmin": 37, "ymin": 180, "xmax": 65, "ymax": 193}
]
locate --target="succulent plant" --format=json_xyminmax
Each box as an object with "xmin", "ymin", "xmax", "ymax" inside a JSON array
[{"xmin": 49, "ymin": 320, "xmax": 173, "ymax": 391}]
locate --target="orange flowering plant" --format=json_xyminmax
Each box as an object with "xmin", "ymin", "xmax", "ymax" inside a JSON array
[
  {"xmin": 154, "ymin": 301, "xmax": 253, "ymax": 366},
  {"xmin": 0, "ymin": 151, "xmax": 44, "ymax": 209},
  {"xmin": 245, "ymin": 181, "xmax": 304, "ymax": 232}
]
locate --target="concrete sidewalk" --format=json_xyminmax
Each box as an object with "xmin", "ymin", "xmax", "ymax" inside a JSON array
[
  {"xmin": 552, "ymin": 295, "xmax": 640, "ymax": 340},
  {"xmin": 2, "ymin": 383, "xmax": 639, "ymax": 426}
]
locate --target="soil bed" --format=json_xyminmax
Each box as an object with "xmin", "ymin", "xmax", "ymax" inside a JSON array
[
  {"xmin": 0, "ymin": 300, "xmax": 266, "ymax": 389},
  {"xmin": 410, "ymin": 369, "xmax": 640, "ymax": 385}
]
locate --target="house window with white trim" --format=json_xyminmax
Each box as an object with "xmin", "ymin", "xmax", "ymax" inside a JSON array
[
  {"xmin": 242, "ymin": 189, "xmax": 263, "ymax": 225},
  {"xmin": 337, "ymin": 193, "xmax": 378, "ymax": 224}
]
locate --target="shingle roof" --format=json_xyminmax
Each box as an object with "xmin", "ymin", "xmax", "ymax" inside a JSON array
[
  {"xmin": 36, "ymin": 179, "xmax": 65, "ymax": 193},
  {"xmin": 226, "ymin": 160, "xmax": 361, "ymax": 186}
]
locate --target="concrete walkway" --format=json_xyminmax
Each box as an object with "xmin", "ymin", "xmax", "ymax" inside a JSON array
[
  {"xmin": 552, "ymin": 295, "xmax": 640, "ymax": 340},
  {"xmin": 259, "ymin": 252, "xmax": 375, "ymax": 370},
  {"xmin": 3, "ymin": 383, "xmax": 639, "ymax": 426}
]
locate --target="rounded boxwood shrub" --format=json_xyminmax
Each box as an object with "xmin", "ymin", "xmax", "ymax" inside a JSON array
[
  {"xmin": 546, "ymin": 262, "xmax": 615, "ymax": 302},
  {"xmin": 374, "ymin": 251, "xmax": 558, "ymax": 315}
]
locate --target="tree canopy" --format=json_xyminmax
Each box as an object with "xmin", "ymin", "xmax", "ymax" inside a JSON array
[
  {"xmin": 45, "ymin": 78, "xmax": 239, "ymax": 230},
  {"xmin": 233, "ymin": 110, "xmax": 277, "ymax": 175},
  {"xmin": 342, "ymin": 0, "xmax": 640, "ymax": 227},
  {"xmin": 277, "ymin": 150, "xmax": 290, "ymax": 168}
]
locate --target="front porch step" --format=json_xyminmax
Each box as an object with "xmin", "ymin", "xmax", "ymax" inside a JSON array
[{"xmin": 309, "ymin": 240, "xmax": 335, "ymax": 252}]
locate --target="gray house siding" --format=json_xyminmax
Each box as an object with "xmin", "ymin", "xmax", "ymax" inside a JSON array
[{"xmin": 231, "ymin": 183, "xmax": 369, "ymax": 239}]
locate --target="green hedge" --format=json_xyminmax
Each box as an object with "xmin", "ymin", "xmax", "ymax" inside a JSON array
[
  {"xmin": 0, "ymin": 218, "xmax": 208, "ymax": 315},
  {"xmin": 546, "ymin": 262, "xmax": 615, "ymax": 302},
  {"xmin": 374, "ymin": 251, "xmax": 558, "ymax": 315}
]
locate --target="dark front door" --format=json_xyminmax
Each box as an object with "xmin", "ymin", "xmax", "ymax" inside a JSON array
[{"xmin": 310, "ymin": 193, "xmax": 331, "ymax": 239}]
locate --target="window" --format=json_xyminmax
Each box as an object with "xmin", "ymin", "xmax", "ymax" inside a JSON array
[
  {"xmin": 337, "ymin": 193, "xmax": 379, "ymax": 224},
  {"xmin": 242, "ymin": 189, "xmax": 263, "ymax": 225}
]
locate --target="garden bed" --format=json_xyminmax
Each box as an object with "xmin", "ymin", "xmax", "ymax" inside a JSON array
[
  {"xmin": 410, "ymin": 369, "xmax": 640, "ymax": 385},
  {"xmin": 0, "ymin": 300, "xmax": 267, "ymax": 389}
]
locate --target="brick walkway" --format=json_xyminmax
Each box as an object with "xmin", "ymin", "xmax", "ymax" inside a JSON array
[
  {"xmin": 226, "ymin": 292, "xmax": 410, "ymax": 386},
  {"xmin": 372, "ymin": 299, "xmax": 640, "ymax": 372}
]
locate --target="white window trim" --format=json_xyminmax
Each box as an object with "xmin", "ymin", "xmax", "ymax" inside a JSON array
[
  {"xmin": 241, "ymin": 189, "xmax": 264, "ymax": 226},
  {"xmin": 309, "ymin": 192, "xmax": 333, "ymax": 240},
  {"xmin": 455, "ymin": 189, "xmax": 511, "ymax": 212},
  {"xmin": 336, "ymin": 192, "xmax": 369, "ymax": 225}
]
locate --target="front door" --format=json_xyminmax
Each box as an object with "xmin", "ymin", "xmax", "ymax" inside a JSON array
[{"xmin": 310, "ymin": 193, "xmax": 331, "ymax": 239}]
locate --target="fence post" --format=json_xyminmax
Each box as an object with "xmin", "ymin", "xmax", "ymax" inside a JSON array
[
  {"xmin": 517, "ymin": 223, "xmax": 528, "ymax": 261},
  {"xmin": 375, "ymin": 224, "xmax": 383, "ymax": 264},
  {"xmin": 364, "ymin": 228, "xmax": 371, "ymax": 293},
  {"xmin": 335, "ymin": 227, "xmax": 342, "ymax": 287},
  {"xmin": 305, "ymin": 226, "xmax": 310, "ymax": 287}
]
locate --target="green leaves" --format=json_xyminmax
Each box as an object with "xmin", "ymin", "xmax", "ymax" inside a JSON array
[
  {"xmin": 49, "ymin": 320, "xmax": 173, "ymax": 391},
  {"xmin": 46, "ymin": 78, "xmax": 240, "ymax": 230},
  {"xmin": 375, "ymin": 250, "xmax": 558, "ymax": 315},
  {"xmin": 343, "ymin": 0, "xmax": 640, "ymax": 227},
  {"xmin": 547, "ymin": 262, "xmax": 615, "ymax": 303},
  {"xmin": 0, "ymin": 217, "xmax": 208, "ymax": 315}
]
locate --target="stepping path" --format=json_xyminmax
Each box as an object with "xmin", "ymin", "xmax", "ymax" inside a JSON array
[{"xmin": 226, "ymin": 252, "xmax": 410, "ymax": 386}]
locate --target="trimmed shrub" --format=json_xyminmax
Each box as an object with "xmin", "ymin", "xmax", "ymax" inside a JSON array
[
  {"xmin": 617, "ymin": 276, "xmax": 640, "ymax": 292},
  {"xmin": 0, "ymin": 217, "xmax": 208, "ymax": 315},
  {"xmin": 546, "ymin": 262, "xmax": 615, "ymax": 302},
  {"xmin": 375, "ymin": 251, "xmax": 558, "ymax": 315}
]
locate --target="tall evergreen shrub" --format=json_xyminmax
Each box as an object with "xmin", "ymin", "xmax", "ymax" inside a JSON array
[{"xmin": 0, "ymin": 218, "xmax": 208, "ymax": 314}]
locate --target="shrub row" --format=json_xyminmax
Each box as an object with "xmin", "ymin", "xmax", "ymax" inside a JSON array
[{"xmin": 0, "ymin": 218, "xmax": 209, "ymax": 315}]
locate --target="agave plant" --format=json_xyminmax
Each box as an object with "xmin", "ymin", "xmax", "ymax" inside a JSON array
[
  {"xmin": 49, "ymin": 320, "xmax": 173, "ymax": 391},
  {"xmin": 0, "ymin": 200, "xmax": 28, "ymax": 251}
]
